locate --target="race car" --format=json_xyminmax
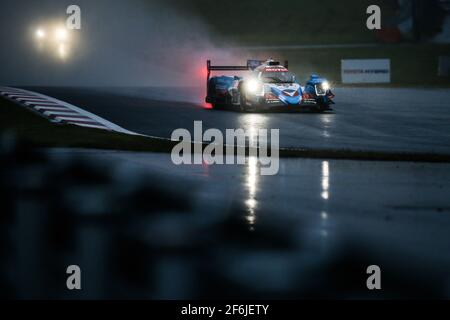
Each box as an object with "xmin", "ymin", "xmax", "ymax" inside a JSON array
[{"xmin": 205, "ymin": 59, "xmax": 335, "ymax": 112}]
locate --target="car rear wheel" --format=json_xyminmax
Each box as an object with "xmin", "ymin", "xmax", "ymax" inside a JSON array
[
  {"xmin": 212, "ymin": 103, "xmax": 227, "ymax": 110},
  {"xmin": 317, "ymin": 103, "xmax": 332, "ymax": 113}
]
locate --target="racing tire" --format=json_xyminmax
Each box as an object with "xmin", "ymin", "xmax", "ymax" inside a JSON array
[
  {"xmin": 212, "ymin": 103, "xmax": 226, "ymax": 110},
  {"xmin": 317, "ymin": 104, "xmax": 332, "ymax": 113},
  {"xmin": 239, "ymin": 91, "xmax": 250, "ymax": 112}
]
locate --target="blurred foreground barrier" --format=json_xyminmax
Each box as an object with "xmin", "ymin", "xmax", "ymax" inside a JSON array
[{"xmin": 438, "ymin": 56, "xmax": 450, "ymax": 76}]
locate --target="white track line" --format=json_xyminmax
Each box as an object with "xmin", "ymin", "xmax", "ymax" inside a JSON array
[
  {"xmin": 17, "ymin": 98, "xmax": 57, "ymax": 103},
  {"xmin": 67, "ymin": 120, "xmax": 103, "ymax": 125},
  {"xmin": 7, "ymin": 95, "xmax": 41, "ymax": 99},
  {"xmin": 24, "ymin": 102, "xmax": 60, "ymax": 107},
  {"xmin": 34, "ymin": 106, "xmax": 72, "ymax": 111},
  {"xmin": 23, "ymin": 101, "xmax": 59, "ymax": 106},
  {"xmin": 42, "ymin": 111, "xmax": 80, "ymax": 116},
  {"xmin": 1, "ymin": 91, "xmax": 28, "ymax": 95},
  {"xmin": 55, "ymin": 116, "xmax": 94, "ymax": 122},
  {"xmin": 54, "ymin": 115, "xmax": 90, "ymax": 119},
  {"xmin": 68, "ymin": 123, "xmax": 108, "ymax": 130}
]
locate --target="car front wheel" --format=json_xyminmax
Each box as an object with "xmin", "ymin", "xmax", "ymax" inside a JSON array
[{"xmin": 239, "ymin": 91, "xmax": 250, "ymax": 112}]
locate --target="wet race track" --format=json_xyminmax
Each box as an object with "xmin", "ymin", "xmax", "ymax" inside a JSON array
[
  {"xmin": 22, "ymin": 86, "xmax": 450, "ymax": 154},
  {"xmin": 5, "ymin": 85, "xmax": 450, "ymax": 298},
  {"xmin": 40, "ymin": 148, "xmax": 450, "ymax": 298}
]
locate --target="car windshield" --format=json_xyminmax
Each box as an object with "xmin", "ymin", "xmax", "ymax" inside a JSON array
[{"xmin": 261, "ymin": 71, "xmax": 296, "ymax": 83}]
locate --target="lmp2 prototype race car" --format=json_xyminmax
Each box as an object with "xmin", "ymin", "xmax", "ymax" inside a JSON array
[{"xmin": 205, "ymin": 59, "xmax": 335, "ymax": 112}]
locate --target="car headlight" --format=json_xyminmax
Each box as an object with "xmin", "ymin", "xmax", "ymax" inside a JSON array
[
  {"xmin": 35, "ymin": 28, "xmax": 46, "ymax": 39},
  {"xmin": 246, "ymin": 79, "xmax": 260, "ymax": 94},
  {"xmin": 54, "ymin": 27, "xmax": 68, "ymax": 42},
  {"xmin": 321, "ymin": 81, "xmax": 330, "ymax": 91}
]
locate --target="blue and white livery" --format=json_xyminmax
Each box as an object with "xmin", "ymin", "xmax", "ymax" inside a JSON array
[{"xmin": 205, "ymin": 59, "xmax": 335, "ymax": 112}]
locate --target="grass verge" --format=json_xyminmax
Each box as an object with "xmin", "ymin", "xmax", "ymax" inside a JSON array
[{"xmin": 246, "ymin": 44, "xmax": 450, "ymax": 87}]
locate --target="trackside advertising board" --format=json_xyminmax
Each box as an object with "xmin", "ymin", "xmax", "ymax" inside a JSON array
[{"xmin": 341, "ymin": 59, "xmax": 391, "ymax": 84}]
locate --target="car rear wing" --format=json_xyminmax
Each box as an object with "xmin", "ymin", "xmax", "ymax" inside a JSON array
[
  {"xmin": 206, "ymin": 60, "xmax": 249, "ymax": 85},
  {"xmin": 206, "ymin": 59, "xmax": 289, "ymax": 84}
]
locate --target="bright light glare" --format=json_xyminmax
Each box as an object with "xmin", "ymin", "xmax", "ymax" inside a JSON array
[
  {"xmin": 54, "ymin": 28, "xmax": 68, "ymax": 41},
  {"xmin": 246, "ymin": 79, "xmax": 260, "ymax": 93},
  {"xmin": 35, "ymin": 28, "xmax": 46, "ymax": 39},
  {"xmin": 322, "ymin": 81, "xmax": 330, "ymax": 91},
  {"xmin": 58, "ymin": 43, "xmax": 67, "ymax": 59}
]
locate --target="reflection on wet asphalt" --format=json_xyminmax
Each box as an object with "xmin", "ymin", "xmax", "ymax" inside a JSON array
[
  {"xmin": 22, "ymin": 86, "xmax": 450, "ymax": 154},
  {"xmin": 3, "ymin": 147, "xmax": 447, "ymax": 299}
]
